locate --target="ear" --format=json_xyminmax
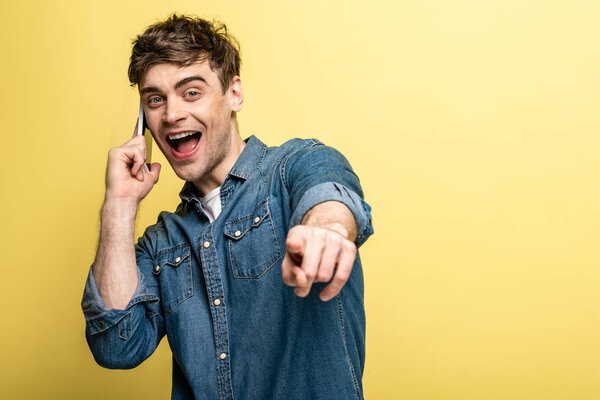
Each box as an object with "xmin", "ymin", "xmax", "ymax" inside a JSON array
[{"xmin": 228, "ymin": 76, "xmax": 244, "ymax": 112}]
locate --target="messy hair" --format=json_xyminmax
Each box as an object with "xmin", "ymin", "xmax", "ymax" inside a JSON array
[{"xmin": 128, "ymin": 14, "xmax": 241, "ymax": 93}]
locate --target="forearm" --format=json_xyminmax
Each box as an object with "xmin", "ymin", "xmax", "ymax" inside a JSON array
[
  {"xmin": 92, "ymin": 197, "xmax": 139, "ymax": 310},
  {"xmin": 301, "ymin": 200, "xmax": 357, "ymax": 242}
]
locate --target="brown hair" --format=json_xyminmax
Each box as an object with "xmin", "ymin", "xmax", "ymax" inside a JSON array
[{"xmin": 128, "ymin": 14, "xmax": 241, "ymax": 93}]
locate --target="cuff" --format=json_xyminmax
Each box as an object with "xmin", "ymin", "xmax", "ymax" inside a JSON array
[
  {"xmin": 81, "ymin": 266, "xmax": 158, "ymax": 335},
  {"xmin": 290, "ymin": 182, "xmax": 374, "ymax": 247}
]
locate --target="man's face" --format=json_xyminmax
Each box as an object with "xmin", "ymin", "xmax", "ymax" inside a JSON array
[{"xmin": 140, "ymin": 61, "xmax": 243, "ymax": 188}]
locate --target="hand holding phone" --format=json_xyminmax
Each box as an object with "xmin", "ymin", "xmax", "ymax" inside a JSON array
[{"xmin": 103, "ymin": 104, "xmax": 160, "ymax": 203}]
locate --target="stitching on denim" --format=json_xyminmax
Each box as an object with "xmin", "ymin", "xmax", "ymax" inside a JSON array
[
  {"xmin": 280, "ymin": 140, "xmax": 322, "ymax": 194},
  {"xmin": 261, "ymin": 158, "xmax": 281, "ymax": 187},
  {"xmin": 151, "ymin": 255, "xmax": 190, "ymax": 275},
  {"xmin": 156, "ymin": 242, "xmax": 190, "ymax": 256},
  {"xmin": 228, "ymin": 199, "xmax": 282, "ymax": 279},
  {"xmin": 118, "ymin": 312, "xmax": 132, "ymax": 340},
  {"xmin": 280, "ymin": 153, "xmax": 292, "ymax": 193},
  {"xmin": 224, "ymin": 214, "xmax": 253, "ymax": 240},
  {"xmin": 256, "ymin": 140, "xmax": 268, "ymax": 184},
  {"xmin": 224, "ymin": 199, "xmax": 269, "ymax": 226},
  {"xmin": 337, "ymin": 293, "xmax": 362, "ymax": 400},
  {"xmin": 164, "ymin": 256, "xmax": 193, "ymax": 314},
  {"xmin": 152, "ymin": 244, "xmax": 194, "ymax": 313},
  {"xmin": 146, "ymin": 310, "xmax": 161, "ymax": 321},
  {"xmin": 128, "ymin": 294, "xmax": 159, "ymax": 308},
  {"xmin": 218, "ymin": 280, "xmax": 234, "ymax": 399},
  {"xmin": 201, "ymin": 228, "xmax": 227, "ymax": 400},
  {"xmin": 216, "ymin": 354, "xmax": 224, "ymax": 400}
]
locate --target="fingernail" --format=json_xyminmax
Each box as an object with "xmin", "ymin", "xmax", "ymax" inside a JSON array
[{"xmin": 137, "ymin": 171, "xmax": 143, "ymax": 180}]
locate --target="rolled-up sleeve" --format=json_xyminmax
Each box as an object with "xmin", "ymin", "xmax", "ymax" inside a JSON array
[
  {"xmin": 284, "ymin": 141, "xmax": 374, "ymax": 247},
  {"xmin": 81, "ymin": 232, "xmax": 165, "ymax": 369}
]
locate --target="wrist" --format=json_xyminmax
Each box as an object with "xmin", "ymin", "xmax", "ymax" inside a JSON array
[
  {"xmin": 317, "ymin": 222, "xmax": 351, "ymax": 240},
  {"xmin": 301, "ymin": 202, "xmax": 356, "ymax": 241},
  {"xmin": 101, "ymin": 196, "xmax": 138, "ymax": 222}
]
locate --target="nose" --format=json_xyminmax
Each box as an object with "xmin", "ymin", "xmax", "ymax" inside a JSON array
[{"xmin": 162, "ymin": 98, "xmax": 187, "ymax": 125}]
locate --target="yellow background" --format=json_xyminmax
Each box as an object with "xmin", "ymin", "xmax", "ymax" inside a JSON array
[{"xmin": 1, "ymin": 0, "xmax": 599, "ymax": 398}]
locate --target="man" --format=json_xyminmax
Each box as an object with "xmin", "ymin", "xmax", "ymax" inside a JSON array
[{"xmin": 82, "ymin": 14, "xmax": 373, "ymax": 400}]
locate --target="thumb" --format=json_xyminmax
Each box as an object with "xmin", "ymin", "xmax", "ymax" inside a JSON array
[{"xmin": 148, "ymin": 162, "xmax": 161, "ymax": 184}]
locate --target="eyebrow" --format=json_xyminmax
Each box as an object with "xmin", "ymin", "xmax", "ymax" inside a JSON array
[{"xmin": 140, "ymin": 75, "xmax": 208, "ymax": 96}]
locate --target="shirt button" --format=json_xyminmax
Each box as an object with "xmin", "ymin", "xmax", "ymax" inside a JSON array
[
  {"xmin": 97, "ymin": 320, "xmax": 104, "ymax": 328},
  {"xmin": 175, "ymin": 257, "xmax": 181, "ymax": 263},
  {"xmin": 155, "ymin": 265, "xmax": 160, "ymax": 272},
  {"xmin": 203, "ymin": 241, "xmax": 211, "ymax": 248},
  {"xmin": 254, "ymin": 217, "xmax": 260, "ymax": 223},
  {"xmin": 219, "ymin": 353, "xmax": 227, "ymax": 360},
  {"xmin": 234, "ymin": 230, "xmax": 241, "ymax": 237},
  {"xmin": 213, "ymin": 299, "xmax": 221, "ymax": 306}
]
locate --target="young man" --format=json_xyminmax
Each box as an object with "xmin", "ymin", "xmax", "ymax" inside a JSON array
[{"xmin": 82, "ymin": 14, "xmax": 373, "ymax": 400}]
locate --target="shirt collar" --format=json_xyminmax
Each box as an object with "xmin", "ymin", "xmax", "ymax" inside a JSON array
[{"xmin": 179, "ymin": 135, "xmax": 266, "ymax": 203}]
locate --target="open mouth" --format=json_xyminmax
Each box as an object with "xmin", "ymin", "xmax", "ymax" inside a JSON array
[{"xmin": 167, "ymin": 131, "xmax": 202, "ymax": 157}]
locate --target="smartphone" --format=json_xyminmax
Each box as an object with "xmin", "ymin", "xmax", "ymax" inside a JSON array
[{"xmin": 137, "ymin": 100, "xmax": 152, "ymax": 173}]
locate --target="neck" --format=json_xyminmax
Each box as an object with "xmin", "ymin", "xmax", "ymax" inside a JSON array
[{"xmin": 192, "ymin": 119, "xmax": 245, "ymax": 196}]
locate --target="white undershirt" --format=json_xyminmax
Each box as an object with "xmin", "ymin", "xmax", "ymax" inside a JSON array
[{"xmin": 200, "ymin": 186, "xmax": 222, "ymax": 223}]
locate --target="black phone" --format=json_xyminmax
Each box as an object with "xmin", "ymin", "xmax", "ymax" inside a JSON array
[{"xmin": 137, "ymin": 100, "xmax": 152, "ymax": 171}]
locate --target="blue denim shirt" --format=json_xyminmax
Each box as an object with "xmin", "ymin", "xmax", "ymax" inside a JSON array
[{"xmin": 82, "ymin": 136, "xmax": 374, "ymax": 400}]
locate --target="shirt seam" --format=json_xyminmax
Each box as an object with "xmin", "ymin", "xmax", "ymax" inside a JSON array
[
  {"xmin": 280, "ymin": 139, "xmax": 322, "ymax": 194},
  {"xmin": 337, "ymin": 292, "xmax": 362, "ymax": 400}
]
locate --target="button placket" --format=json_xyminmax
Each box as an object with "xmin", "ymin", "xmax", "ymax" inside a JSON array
[{"xmin": 199, "ymin": 229, "xmax": 233, "ymax": 397}]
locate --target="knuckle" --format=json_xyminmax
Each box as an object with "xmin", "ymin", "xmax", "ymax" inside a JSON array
[
  {"xmin": 325, "ymin": 231, "xmax": 336, "ymax": 242},
  {"xmin": 304, "ymin": 270, "xmax": 315, "ymax": 281},
  {"xmin": 335, "ymin": 270, "xmax": 350, "ymax": 282},
  {"xmin": 285, "ymin": 235, "xmax": 295, "ymax": 247},
  {"xmin": 317, "ymin": 271, "xmax": 331, "ymax": 282},
  {"xmin": 344, "ymin": 240, "xmax": 356, "ymax": 252},
  {"xmin": 332, "ymin": 234, "xmax": 343, "ymax": 247}
]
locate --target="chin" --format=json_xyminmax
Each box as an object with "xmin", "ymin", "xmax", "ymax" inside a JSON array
[
  {"xmin": 169, "ymin": 161, "xmax": 207, "ymax": 183},
  {"xmin": 173, "ymin": 168, "xmax": 202, "ymax": 183}
]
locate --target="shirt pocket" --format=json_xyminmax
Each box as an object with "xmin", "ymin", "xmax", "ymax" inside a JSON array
[
  {"xmin": 224, "ymin": 199, "xmax": 282, "ymax": 278},
  {"xmin": 151, "ymin": 244, "xmax": 193, "ymax": 312}
]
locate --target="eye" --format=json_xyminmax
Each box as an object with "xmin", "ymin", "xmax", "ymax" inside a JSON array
[
  {"xmin": 147, "ymin": 96, "xmax": 163, "ymax": 105},
  {"xmin": 186, "ymin": 90, "xmax": 200, "ymax": 98}
]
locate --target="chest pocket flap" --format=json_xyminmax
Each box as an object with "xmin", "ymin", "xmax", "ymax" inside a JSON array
[
  {"xmin": 151, "ymin": 245, "xmax": 193, "ymax": 312},
  {"xmin": 224, "ymin": 199, "xmax": 281, "ymax": 278}
]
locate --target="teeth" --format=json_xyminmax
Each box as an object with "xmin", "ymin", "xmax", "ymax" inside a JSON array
[{"xmin": 169, "ymin": 131, "xmax": 197, "ymax": 140}]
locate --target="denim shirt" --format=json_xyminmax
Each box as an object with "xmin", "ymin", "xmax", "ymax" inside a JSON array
[{"xmin": 82, "ymin": 136, "xmax": 374, "ymax": 400}]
